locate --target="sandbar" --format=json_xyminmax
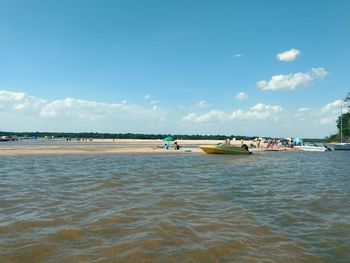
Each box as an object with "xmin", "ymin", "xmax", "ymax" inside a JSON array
[{"xmin": 0, "ymin": 139, "xmax": 284, "ymax": 156}]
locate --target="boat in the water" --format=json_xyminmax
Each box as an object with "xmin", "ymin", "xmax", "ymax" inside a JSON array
[
  {"xmin": 294, "ymin": 144, "xmax": 330, "ymax": 152},
  {"xmin": 332, "ymin": 143, "xmax": 350, "ymax": 151},
  {"xmin": 200, "ymin": 144, "xmax": 251, "ymax": 155}
]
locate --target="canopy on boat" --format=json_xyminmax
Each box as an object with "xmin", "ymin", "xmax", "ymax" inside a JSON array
[{"xmin": 293, "ymin": 137, "xmax": 304, "ymax": 146}]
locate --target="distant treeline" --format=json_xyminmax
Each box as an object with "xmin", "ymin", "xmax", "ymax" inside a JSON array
[{"xmin": 0, "ymin": 131, "xmax": 325, "ymax": 142}]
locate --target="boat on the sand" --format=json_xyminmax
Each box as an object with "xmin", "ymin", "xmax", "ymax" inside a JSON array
[{"xmin": 200, "ymin": 144, "xmax": 251, "ymax": 155}]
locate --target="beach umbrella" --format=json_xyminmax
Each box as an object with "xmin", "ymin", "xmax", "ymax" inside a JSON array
[
  {"xmin": 162, "ymin": 136, "xmax": 174, "ymax": 149},
  {"xmin": 163, "ymin": 136, "xmax": 174, "ymax": 142}
]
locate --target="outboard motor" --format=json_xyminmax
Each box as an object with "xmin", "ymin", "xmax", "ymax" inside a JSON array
[{"xmin": 241, "ymin": 144, "xmax": 249, "ymax": 151}]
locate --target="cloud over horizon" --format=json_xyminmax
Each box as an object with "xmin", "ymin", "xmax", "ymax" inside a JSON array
[
  {"xmin": 0, "ymin": 89, "xmax": 344, "ymax": 137},
  {"xmin": 319, "ymin": 99, "xmax": 348, "ymax": 124},
  {"xmin": 257, "ymin": 67, "xmax": 327, "ymax": 91},
  {"xmin": 0, "ymin": 90, "xmax": 165, "ymax": 121},
  {"xmin": 183, "ymin": 103, "xmax": 284, "ymax": 123}
]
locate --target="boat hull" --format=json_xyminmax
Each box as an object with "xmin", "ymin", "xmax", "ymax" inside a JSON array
[
  {"xmin": 325, "ymin": 143, "xmax": 350, "ymax": 151},
  {"xmin": 294, "ymin": 146, "xmax": 327, "ymax": 152},
  {"xmin": 333, "ymin": 143, "xmax": 350, "ymax": 150},
  {"xmin": 200, "ymin": 145, "xmax": 250, "ymax": 155}
]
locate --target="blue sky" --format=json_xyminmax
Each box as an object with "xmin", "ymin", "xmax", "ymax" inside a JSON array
[{"xmin": 0, "ymin": 0, "xmax": 349, "ymax": 137}]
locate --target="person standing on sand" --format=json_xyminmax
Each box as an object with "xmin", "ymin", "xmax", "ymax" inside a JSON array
[{"xmin": 174, "ymin": 141, "xmax": 180, "ymax": 150}]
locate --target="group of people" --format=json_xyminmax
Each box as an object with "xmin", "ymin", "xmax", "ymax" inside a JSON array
[
  {"xmin": 266, "ymin": 139, "xmax": 296, "ymax": 149},
  {"xmin": 66, "ymin": 137, "xmax": 93, "ymax": 142},
  {"xmin": 266, "ymin": 140, "xmax": 279, "ymax": 148},
  {"xmin": 163, "ymin": 141, "xmax": 180, "ymax": 150}
]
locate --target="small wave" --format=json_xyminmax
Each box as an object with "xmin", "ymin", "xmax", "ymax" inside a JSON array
[
  {"xmin": 47, "ymin": 228, "xmax": 83, "ymax": 242},
  {"xmin": 0, "ymin": 218, "xmax": 70, "ymax": 234}
]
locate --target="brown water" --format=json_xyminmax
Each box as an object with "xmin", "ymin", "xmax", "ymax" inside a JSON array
[{"xmin": 0, "ymin": 151, "xmax": 349, "ymax": 262}]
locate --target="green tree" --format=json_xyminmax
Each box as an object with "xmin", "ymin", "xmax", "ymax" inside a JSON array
[
  {"xmin": 336, "ymin": 92, "xmax": 350, "ymax": 141},
  {"xmin": 336, "ymin": 112, "xmax": 350, "ymax": 138},
  {"xmin": 326, "ymin": 92, "xmax": 350, "ymax": 142}
]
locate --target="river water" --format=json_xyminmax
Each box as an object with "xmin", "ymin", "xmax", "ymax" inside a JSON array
[{"xmin": 0, "ymin": 151, "xmax": 349, "ymax": 262}]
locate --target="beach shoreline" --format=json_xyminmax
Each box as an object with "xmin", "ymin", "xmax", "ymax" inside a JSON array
[
  {"xmin": 0, "ymin": 139, "xmax": 214, "ymax": 155},
  {"xmin": 0, "ymin": 138, "xmax": 294, "ymax": 156}
]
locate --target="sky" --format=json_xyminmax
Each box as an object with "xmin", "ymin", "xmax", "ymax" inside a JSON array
[{"xmin": 0, "ymin": 0, "xmax": 349, "ymax": 137}]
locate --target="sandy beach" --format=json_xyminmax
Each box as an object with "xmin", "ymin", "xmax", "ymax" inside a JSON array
[
  {"xmin": 0, "ymin": 139, "xmax": 213, "ymax": 155},
  {"xmin": 0, "ymin": 138, "xmax": 296, "ymax": 155},
  {"xmin": 0, "ymin": 138, "xmax": 278, "ymax": 155}
]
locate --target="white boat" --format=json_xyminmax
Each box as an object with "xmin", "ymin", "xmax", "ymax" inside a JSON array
[
  {"xmin": 333, "ymin": 143, "xmax": 350, "ymax": 151},
  {"xmin": 294, "ymin": 144, "xmax": 329, "ymax": 152}
]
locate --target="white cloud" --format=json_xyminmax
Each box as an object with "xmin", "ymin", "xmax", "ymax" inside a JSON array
[
  {"xmin": 0, "ymin": 90, "xmax": 26, "ymax": 101},
  {"xmin": 319, "ymin": 99, "xmax": 349, "ymax": 125},
  {"xmin": 39, "ymin": 98, "xmax": 116, "ymax": 119},
  {"xmin": 234, "ymin": 91, "xmax": 248, "ymax": 100},
  {"xmin": 311, "ymin": 67, "xmax": 327, "ymax": 78},
  {"xmin": 319, "ymin": 116, "xmax": 337, "ymax": 125},
  {"xmin": 291, "ymin": 100, "xmax": 348, "ymax": 126},
  {"xmin": 297, "ymin": 107, "xmax": 310, "ymax": 112},
  {"xmin": 257, "ymin": 67, "xmax": 327, "ymax": 91},
  {"xmin": 150, "ymin": 100, "xmax": 159, "ymax": 105},
  {"xmin": 0, "ymin": 90, "xmax": 46, "ymax": 113},
  {"xmin": 196, "ymin": 100, "xmax": 210, "ymax": 108},
  {"xmin": 294, "ymin": 107, "xmax": 310, "ymax": 119},
  {"xmin": 144, "ymin": 95, "xmax": 159, "ymax": 105},
  {"xmin": 321, "ymin": 100, "xmax": 342, "ymax": 114},
  {"xmin": 0, "ymin": 90, "xmax": 165, "ymax": 121},
  {"xmin": 1, "ymin": 90, "xmax": 345, "ymax": 138},
  {"xmin": 183, "ymin": 103, "xmax": 284, "ymax": 123},
  {"xmin": 14, "ymin": 103, "xmax": 26, "ymax": 110},
  {"xmin": 233, "ymin": 54, "xmax": 242, "ymax": 58},
  {"xmin": 276, "ymin": 48, "xmax": 300, "ymax": 62},
  {"xmin": 229, "ymin": 103, "xmax": 284, "ymax": 120},
  {"xmin": 183, "ymin": 110, "xmax": 226, "ymax": 123}
]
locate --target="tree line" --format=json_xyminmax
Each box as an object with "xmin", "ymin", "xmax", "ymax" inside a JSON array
[
  {"xmin": 0, "ymin": 131, "xmax": 254, "ymax": 140},
  {"xmin": 0, "ymin": 130, "xmax": 325, "ymax": 142}
]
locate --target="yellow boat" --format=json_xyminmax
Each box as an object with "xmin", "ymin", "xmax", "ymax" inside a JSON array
[{"xmin": 200, "ymin": 144, "xmax": 251, "ymax": 155}]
